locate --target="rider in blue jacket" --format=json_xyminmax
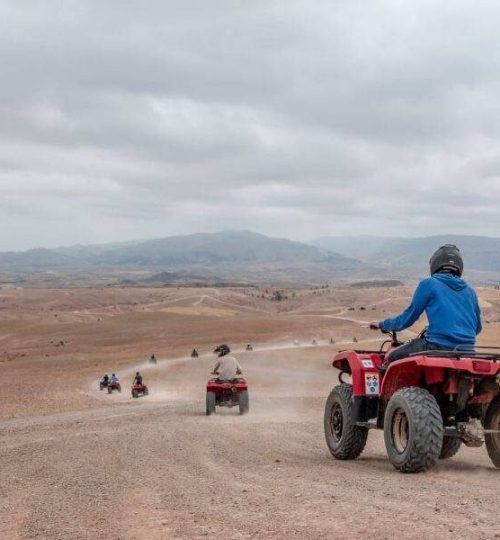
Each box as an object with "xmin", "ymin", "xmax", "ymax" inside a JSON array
[{"xmin": 371, "ymin": 244, "xmax": 482, "ymax": 363}]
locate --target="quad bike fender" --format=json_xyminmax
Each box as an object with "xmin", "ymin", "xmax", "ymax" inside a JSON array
[
  {"xmin": 206, "ymin": 379, "xmax": 248, "ymax": 394},
  {"xmin": 380, "ymin": 355, "xmax": 500, "ymax": 401},
  {"xmin": 332, "ymin": 351, "xmax": 383, "ymax": 397}
]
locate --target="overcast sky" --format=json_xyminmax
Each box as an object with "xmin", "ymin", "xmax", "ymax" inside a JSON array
[{"xmin": 1, "ymin": 1, "xmax": 500, "ymax": 250}]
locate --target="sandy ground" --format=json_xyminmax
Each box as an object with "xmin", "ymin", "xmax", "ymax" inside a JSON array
[{"xmin": 1, "ymin": 286, "xmax": 500, "ymax": 539}]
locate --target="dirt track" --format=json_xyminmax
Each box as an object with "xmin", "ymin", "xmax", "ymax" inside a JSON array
[{"xmin": 1, "ymin": 287, "xmax": 500, "ymax": 539}]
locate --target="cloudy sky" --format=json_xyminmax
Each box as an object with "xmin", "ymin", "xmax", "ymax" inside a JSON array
[{"xmin": 1, "ymin": 0, "xmax": 500, "ymax": 250}]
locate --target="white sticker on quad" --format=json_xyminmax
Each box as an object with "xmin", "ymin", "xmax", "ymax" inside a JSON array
[
  {"xmin": 365, "ymin": 373, "xmax": 379, "ymax": 395},
  {"xmin": 362, "ymin": 359, "xmax": 374, "ymax": 368}
]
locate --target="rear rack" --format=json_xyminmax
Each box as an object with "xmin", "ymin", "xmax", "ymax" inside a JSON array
[
  {"xmin": 339, "ymin": 349, "xmax": 384, "ymax": 355},
  {"xmin": 409, "ymin": 350, "xmax": 500, "ymax": 361}
]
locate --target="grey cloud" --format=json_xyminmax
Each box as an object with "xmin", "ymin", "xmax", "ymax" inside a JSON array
[{"xmin": 1, "ymin": 0, "xmax": 500, "ymax": 250}]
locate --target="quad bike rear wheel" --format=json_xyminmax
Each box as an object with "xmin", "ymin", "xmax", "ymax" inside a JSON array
[
  {"xmin": 143, "ymin": 387, "xmax": 149, "ymax": 396},
  {"xmin": 485, "ymin": 396, "xmax": 500, "ymax": 468},
  {"xmin": 324, "ymin": 384, "xmax": 368, "ymax": 460},
  {"xmin": 439, "ymin": 437, "xmax": 462, "ymax": 460},
  {"xmin": 206, "ymin": 391, "xmax": 216, "ymax": 416},
  {"xmin": 108, "ymin": 386, "xmax": 112, "ymax": 394},
  {"xmin": 384, "ymin": 387, "xmax": 443, "ymax": 473},
  {"xmin": 239, "ymin": 390, "xmax": 249, "ymax": 415},
  {"xmin": 132, "ymin": 390, "xmax": 138, "ymax": 398}
]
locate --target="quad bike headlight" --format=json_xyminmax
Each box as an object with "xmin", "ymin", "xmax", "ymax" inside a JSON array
[{"xmin": 231, "ymin": 386, "xmax": 237, "ymax": 393}]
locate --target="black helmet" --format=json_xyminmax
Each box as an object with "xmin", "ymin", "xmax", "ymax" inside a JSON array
[
  {"xmin": 136, "ymin": 371, "xmax": 140, "ymax": 376},
  {"xmin": 429, "ymin": 244, "xmax": 463, "ymax": 277},
  {"xmin": 214, "ymin": 344, "xmax": 230, "ymax": 357}
]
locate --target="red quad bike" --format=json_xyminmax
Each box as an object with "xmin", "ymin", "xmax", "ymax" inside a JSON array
[
  {"xmin": 107, "ymin": 381, "xmax": 121, "ymax": 394},
  {"xmin": 131, "ymin": 383, "xmax": 149, "ymax": 398},
  {"xmin": 324, "ymin": 328, "xmax": 500, "ymax": 473},
  {"xmin": 206, "ymin": 379, "xmax": 249, "ymax": 416}
]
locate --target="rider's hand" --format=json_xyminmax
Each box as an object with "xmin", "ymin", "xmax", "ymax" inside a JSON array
[{"xmin": 369, "ymin": 322, "xmax": 379, "ymax": 330}]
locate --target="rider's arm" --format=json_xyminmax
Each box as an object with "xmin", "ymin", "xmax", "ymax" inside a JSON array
[
  {"xmin": 473, "ymin": 290, "xmax": 482, "ymax": 335},
  {"xmin": 379, "ymin": 279, "xmax": 432, "ymax": 332},
  {"xmin": 235, "ymin": 359, "xmax": 242, "ymax": 375},
  {"xmin": 212, "ymin": 361, "xmax": 220, "ymax": 374}
]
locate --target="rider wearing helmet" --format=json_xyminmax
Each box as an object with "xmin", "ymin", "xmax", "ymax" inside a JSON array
[
  {"xmin": 371, "ymin": 244, "xmax": 482, "ymax": 364},
  {"xmin": 110, "ymin": 373, "xmax": 119, "ymax": 383},
  {"xmin": 212, "ymin": 344, "xmax": 242, "ymax": 381},
  {"xmin": 133, "ymin": 371, "xmax": 143, "ymax": 385}
]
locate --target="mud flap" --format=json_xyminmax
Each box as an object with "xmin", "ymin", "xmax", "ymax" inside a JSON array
[{"xmin": 353, "ymin": 396, "xmax": 379, "ymax": 423}]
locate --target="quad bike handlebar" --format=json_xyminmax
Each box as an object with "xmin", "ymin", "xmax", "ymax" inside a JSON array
[
  {"xmin": 369, "ymin": 324, "xmax": 403, "ymax": 351},
  {"xmin": 369, "ymin": 323, "xmax": 399, "ymax": 342}
]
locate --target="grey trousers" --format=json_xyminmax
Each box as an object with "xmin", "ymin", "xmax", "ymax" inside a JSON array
[{"xmin": 385, "ymin": 337, "xmax": 446, "ymax": 363}]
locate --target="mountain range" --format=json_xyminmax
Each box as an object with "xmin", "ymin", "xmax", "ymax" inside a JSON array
[
  {"xmin": 311, "ymin": 235, "xmax": 500, "ymax": 280},
  {"xmin": 1, "ymin": 231, "xmax": 499, "ymax": 286}
]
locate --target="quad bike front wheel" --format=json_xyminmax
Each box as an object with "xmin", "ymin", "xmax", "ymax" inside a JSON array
[
  {"xmin": 485, "ymin": 396, "xmax": 500, "ymax": 468},
  {"xmin": 206, "ymin": 391, "xmax": 216, "ymax": 416},
  {"xmin": 143, "ymin": 387, "xmax": 149, "ymax": 396},
  {"xmin": 132, "ymin": 390, "xmax": 138, "ymax": 398},
  {"xmin": 239, "ymin": 390, "xmax": 249, "ymax": 415},
  {"xmin": 384, "ymin": 387, "xmax": 443, "ymax": 473},
  {"xmin": 108, "ymin": 386, "xmax": 112, "ymax": 394},
  {"xmin": 324, "ymin": 384, "xmax": 368, "ymax": 460}
]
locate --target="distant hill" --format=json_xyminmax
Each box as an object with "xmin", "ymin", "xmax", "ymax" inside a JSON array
[
  {"xmin": 0, "ymin": 231, "xmax": 361, "ymax": 285},
  {"xmin": 310, "ymin": 235, "xmax": 500, "ymax": 279},
  {"xmin": 0, "ymin": 231, "xmax": 354, "ymax": 268},
  {"xmin": 350, "ymin": 280, "xmax": 404, "ymax": 288}
]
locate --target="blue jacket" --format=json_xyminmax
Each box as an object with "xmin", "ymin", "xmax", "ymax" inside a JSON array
[{"xmin": 379, "ymin": 273, "xmax": 482, "ymax": 351}]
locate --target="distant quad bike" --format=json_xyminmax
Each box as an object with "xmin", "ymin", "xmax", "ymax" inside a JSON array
[
  {"xmin": 246, "ymin": 344, "xmax": 253, "ymax": 351},
  {"xmin": 131, "ymin": 383, "xmax": 149, "ymax": 398},
  {"xmin": 312, "ymin": 339, "xmax": 318, "ymax": 346},
  {"xmin": 107, "ymin": 381, "xmax": 121, "ymax": 394},
  {"xmin": 191, "ymin": 349, "xmax": 199, "ymax": 358},
  {"xmin": 149, "ymin": 354, "xmax": 157, "ymax": 364},
  {"xmin": 206, "ymin": 378, "xmax": 249, "ymax": 416},
  {"xmin": 99, "ymin": 378, "xmax": 108, "ymax": 391},
  {"xmin": 324, "ymin": 328, "xmax": 500, "ymax": 473}
]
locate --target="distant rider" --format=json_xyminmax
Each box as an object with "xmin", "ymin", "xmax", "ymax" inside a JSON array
[
  {"xmin": 212, "ymin": 344, "xmax": 242, "ymax": 382},
  {"xmin": 133, "ymin": 371, "xmax": 143, "ymax": 385},
  {"xmin": 110, "ymin": 373, "xmax": 119, "ymax": 383},
  {"xmin": 101, "ymin": 373, "xmax": 109, "ymax": 386},
  {"xmin": 370, "ymin": 244, "xmax": 482, "ymax": 364}
]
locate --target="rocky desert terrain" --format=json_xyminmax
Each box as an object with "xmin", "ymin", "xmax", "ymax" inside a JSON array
[{"xmin": 1, "ymin": 285, "xmax": 500, "ymax": 539}]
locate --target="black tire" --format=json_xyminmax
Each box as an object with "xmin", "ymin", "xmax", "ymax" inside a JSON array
[
  {"xmin": 439, "ymin": 437, "xmax": 462, "ymax": 459},
  {"xmin": 324, "ymin": 384, "xmax": 368, "ymax": 460},
  {"xmin": 100, "ymin": 384, "xmax": 103, "ymax": 391},
  {"xmin": 132, "ymin": 391, "xmax": 138, "ymax": 398},
  {"xmin": 239, "ymin": 390, "xmax": 249, "ymax": 415},
  {"xmin": 384, "ymin": 387, "xmax": 443, "ymax": 473},
  {"xmin": 206, "ymin": 391, "xmax": 216, "ymax": 416},
  {"xmin": 485, "ymin": 396, "xmax": 500, "ymax": 468},
  {"xmin": 108, "ymin": 386, "xmax": 112, "ymax": 394},
  {"xmin": 144, "ymin": 387, "xmax": 149, "ymax": 396},
  {"xmin": 117, "ymin": 385, "xmax": 121, "ymax": 393}
]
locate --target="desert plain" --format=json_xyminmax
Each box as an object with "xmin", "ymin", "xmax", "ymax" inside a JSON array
[{"xmin": 1, "ymin": 284, "xmax": 500, "ymax": 539}]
